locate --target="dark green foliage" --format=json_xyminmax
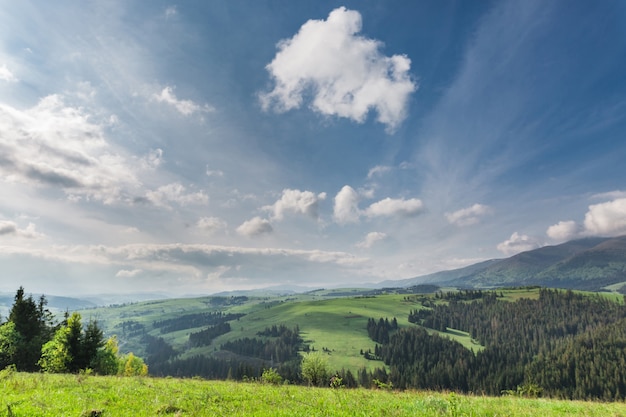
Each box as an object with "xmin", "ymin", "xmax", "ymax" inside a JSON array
[
  {"xmin": 221, "ymin": 325, "xmax": 304, "ymax": 363},
  {"xmin": 0, "ymin": 287, "xmax": 54, "ymax": 371},
  {"xmin": 153, "ymin": 312, "xmax": 244, "ymax": 334},
  {"xmin": 384, "ymin": 289, "xmax": 626, "ymax": 399},
  {"xmin": 188, "ymin": 322, "xmax": 231, "ymax": 347}
]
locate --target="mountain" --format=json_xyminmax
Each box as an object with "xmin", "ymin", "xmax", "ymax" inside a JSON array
[{"xmin": 398, "ymin": 236, "xmax": 626, "ymax": 291}]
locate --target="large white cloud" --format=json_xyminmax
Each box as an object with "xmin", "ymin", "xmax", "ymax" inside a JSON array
[
  {"xmin": 364, "ymin": 197, "xmax": 423, "ymax": 218},
  {"xmin": 0, "ymin": 95, "xmax": 139, "ymax": 203},
  {"xmin": 260, "ymin": 7, "xmax": 416, "ymax": 131},
  {"xmin": 497, "ymin": 232, "xmax": 542, "ymax": 256},
  {"xmin": 446, "ymin": 203, "xmax": 492, "ymax": 226},
  {"xmin": 583, "ymin": 198, "xmax": 626, "ymax": 236},
  {"xmin": 333, "ymin": 185, "xmax": 361, "ymax": 224},
  {"xmin": 546, "ymin": 197, "xmax": 626, "ymax": 242},
  {"xmin": 263, "ymin": 188, "xmax": 327, "ymax": 220},
  {"xmin": 236, "ymin": 217, "xmax": 273, "ymax": 237},
  {"xmin": 546, "ymin": 220, "xmax": 580, "ymax": 242}
]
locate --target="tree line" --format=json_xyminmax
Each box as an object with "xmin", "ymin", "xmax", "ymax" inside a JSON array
[{"xmin": 0, "ymin": 287, "xmax": 146, "ymax": 375}]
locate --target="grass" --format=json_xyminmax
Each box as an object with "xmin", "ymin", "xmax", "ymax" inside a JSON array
[{"xmin": 2, "ymin": 372, "xmax": 626, "ymax": 417}]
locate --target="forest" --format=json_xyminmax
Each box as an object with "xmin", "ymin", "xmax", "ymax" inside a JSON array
[{"xmin": 382, "ymin": 289, "xmax": 626, "ymax": 400}]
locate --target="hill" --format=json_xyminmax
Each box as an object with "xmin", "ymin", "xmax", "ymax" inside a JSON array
[{"xmin": 400, "ymin": 235, "xmax": 626, "ymax": 291}]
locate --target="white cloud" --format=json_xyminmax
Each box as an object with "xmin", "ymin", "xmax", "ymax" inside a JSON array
[
  {"xmin": 446, "ymin": 203, "xmax": 492, "ymax": 226},
  {"xmin": 333, "ymin": 185, "xmax": 361, "ymax": 224},
  {"xmin": 259, "ymin": 7, "xmax": 416, "ymax": 131},
  {"xmin": 367, "ymin": 165, "xmax": 392, "ymax": 179},
  {"xmin": 583, "ymin": 198, "xmax": 626, "ymax": 237},
  {"xmin": 154, "ymin": 86, "xmax": 214, "ymax": 116},
  {"xmin": 0, "ymin": 221, "xmax": 44, "ymax": 239},
  {"xmin": 546, "ymin": 197, "xmax": 626, "ymax": 241},
  {"xmin": 115, "ymin": 268, "xmax": 142, "ymax": 278},
  {"xmin": 263, "ymin": 189, "xmax": 327, "ymax": 220},
  {"xmin": 197, "ymin": 217, "xmax": 227, "ymax": 234},
  {"xmin": 236, "ymin": 217, "xmax": 273, "ymax": 237},
  {"xmin": 0, "ymin": 95, "xmax": 139, "ymax": 203},
  {"xmin": 546, "ymin": 220, "xmax": 580, "ymax": 242},
  {"xmin": 0, "ymin": 64, "xmax": 17, "ymax": 82},
  {"xmin": 356, "ymin": 231, "xmax": 387, "ymax": 249},
  {"xmin": 145, "ymin": 183, "xmax": 208, "ymax": 209},
  {"xmin": 364, "ymin": 197, "xmax": 423, "ymax": 218},
  {"xmin": 497, "ymin": 232, "xmax": 542, "ymax": 256}
]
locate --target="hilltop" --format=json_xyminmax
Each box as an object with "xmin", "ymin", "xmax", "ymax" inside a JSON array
[{"xmin": 394, "ymin": 235, "xmax": 626, "ymax": 291}]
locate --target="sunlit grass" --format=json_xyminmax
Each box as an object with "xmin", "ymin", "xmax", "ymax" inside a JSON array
[{"xmin": 2, "ymin": 372, "xmax": 626, "ymax": 417}]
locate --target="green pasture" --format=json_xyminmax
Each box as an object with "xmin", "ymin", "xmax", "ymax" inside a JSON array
[{"xmin": 2, "ymin": 371, "xmax": 626, "ymax": 417}]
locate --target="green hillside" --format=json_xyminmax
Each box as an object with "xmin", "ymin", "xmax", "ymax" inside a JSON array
[{"xmin": 80, "ymin": 288, "xmax": 459, "ymax": 373}]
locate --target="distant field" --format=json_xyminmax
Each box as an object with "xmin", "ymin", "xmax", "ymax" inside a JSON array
[
  {"xmin": 2, "ymin": 372, "xmax": 625, "ymax": 417},
  {"xmin": 79, "ymin": 286, "xmax": 624, "ymax": 376}
]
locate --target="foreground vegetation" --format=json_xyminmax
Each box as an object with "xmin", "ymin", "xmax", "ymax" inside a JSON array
[{"xmin": 2, "ymin": 371, "xmax": 626, "ymax": 417}]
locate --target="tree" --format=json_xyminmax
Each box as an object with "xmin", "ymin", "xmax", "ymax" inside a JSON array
[
  {"xmin": 7, "ymin": 287, "xmax": 53, "ymax": 371},
  {"xmin": 121, "ymin": 352, "xmax": 148, "ymax": 376},
  {"xmin": 301, "ymin": 352, "xmax": 329, "ymax": 387},
  {"xmin": 39, "ymin": 312, "xmax": 106, "ymax": 374},
  {"xmin": 0, "ymin": 322, "xmax": 20, "ymax": 369}
]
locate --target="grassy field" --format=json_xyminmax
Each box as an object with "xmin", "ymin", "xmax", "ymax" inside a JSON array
[{"xmin": 2, "ymin": 371, "xmax": 626, "ymax": 417}]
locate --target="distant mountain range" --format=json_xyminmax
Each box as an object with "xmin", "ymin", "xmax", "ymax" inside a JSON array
[{"xmin": 390, "ymin": 235, "xmax": 626, "ymax": 291}]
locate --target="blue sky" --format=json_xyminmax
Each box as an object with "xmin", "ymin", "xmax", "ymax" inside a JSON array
[{"xmin": 1, "ymin": 0, "xmax": 626, "ymax": 296}]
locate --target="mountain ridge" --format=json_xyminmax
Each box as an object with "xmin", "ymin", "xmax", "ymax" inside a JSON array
[{"xmin": 395, "ymin": 235, "xmax": 626, "ymax": 291}]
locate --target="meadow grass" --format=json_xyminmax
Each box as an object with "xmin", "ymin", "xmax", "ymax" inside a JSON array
[{"xmin": 2, "ymin": 372, "xmax": 626, "ymax": 417}]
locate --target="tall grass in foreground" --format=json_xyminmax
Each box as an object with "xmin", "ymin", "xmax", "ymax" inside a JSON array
[{"xmin": 2, "ymin": 371, "xmax": 626, "ymax": 417}]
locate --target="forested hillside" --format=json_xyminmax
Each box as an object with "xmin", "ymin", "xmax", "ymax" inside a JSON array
[{"xmin": 378, "ymin": 289, "xmax": 626, "ymax": 400}]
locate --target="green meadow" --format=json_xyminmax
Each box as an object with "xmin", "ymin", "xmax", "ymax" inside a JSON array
[
  {"xmin": 78, "ymin": 288, "xmax": 571, "ymax": 373},
  {"xmin": 2, "ymin": 371, "xmax": 626, "ymax": 417}
]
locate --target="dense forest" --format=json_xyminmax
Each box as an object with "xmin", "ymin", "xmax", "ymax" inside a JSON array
[{"xmin": 381, "ymin": 289, "xmax": 626, "ymax": 400}]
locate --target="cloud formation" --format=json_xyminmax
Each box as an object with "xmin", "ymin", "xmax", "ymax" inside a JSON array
[
  {"xmin": 264, "ymin": 189, "xmax": 327, "ymax": 220},
  {"xmin": 356, "ymin": 231, "xmax": 387, "ymax": 249},
  {"xmin": 197, "ymin": 217, "xmax": 227, "ymax": 234},
  {"xmin": 0, "ymin": 95, "xmax": 139, "ymax": 203},
  {"xmin": 583, "ymin": 198, "xmax": 626, "ymax": 236},
  {"xmin": 497, "ymin": 232, "xmax": 542, "ymax": 256},
  {"xmin": 446, "ymin": 203, "xmax": 492, "ymax": 226},
  {"xmin": 0, "ymin": 221, "xmax": 43, "ymax": 239},
  {"xmin": 145, "ymin": 183, "xmax": 208, "ymax": 209},
  {"xmin": 364, "ymin": 197, "xmax": 423, "ymax": 218},
  {"xmin": 154, "ymin": 86, "xmax": 214, "ymax": 116},
  {"xmin": 237, "ymin": 217, "xmax": 273, "ymax": 237},
  {"xmin": 546, "ymin": 197, "xmax": 626, "ymax": 242},
  {"xmin": 333, "ymin": 185, "xmax": 361, "ymax": 224},
  {"xmin": 260, "ymin": 7, "xmax": 416, "ymax": 131},
  {"xmin": 546, "ymin": 220, "xmax": 580, "ymax": 242},
  {"xmin": 0, "ymin": 64, "xmax": 17, "ymax": 82},
  {"xmin": 333, "ymin": 185, "xmax": 423, "ymax": 224}
]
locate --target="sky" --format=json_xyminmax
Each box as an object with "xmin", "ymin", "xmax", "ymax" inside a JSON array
[{"xmin": 1, "ymin": 0, "xmax": 626, "ymax": 296}]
